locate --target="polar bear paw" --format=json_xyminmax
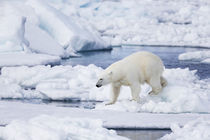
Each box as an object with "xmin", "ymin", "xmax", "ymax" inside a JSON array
[{"xmin": 105, "ymin": 102, "xmax": 115, "ymax": 105}]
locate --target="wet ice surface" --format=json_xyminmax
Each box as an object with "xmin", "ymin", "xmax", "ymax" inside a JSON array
[
  {"xmin": 2, "ymin": 98, "xmax": 98, "ymax": 109},
  {"xmin": 61, "ymin": 45, "xmax": 210, "ymax": 79}
]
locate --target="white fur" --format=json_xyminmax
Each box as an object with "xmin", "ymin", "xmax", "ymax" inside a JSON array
[{"xmin": 96, "ymin": 51, "xmax": 167, "ymax": 105}]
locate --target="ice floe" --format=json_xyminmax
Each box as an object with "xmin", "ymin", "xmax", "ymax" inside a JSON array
[
  {"xmin": 0, "ymin": 65, "xmax": 209, "ymax": 113},
  {"xmin": 0, "ymin": 0, "xmax": 110, "ymax": 66},
  {"xmin": 0, "ymin": 115, "xmax": 128, "ymax": 140},
  {"xmin": 50, "ymin": 0, "xmax": 210, "ymax": 47},
  {"xmin": 26, "ymin": 0, "xmax": 109, "ymax": 52},
  {"xmin": 161, "ymin": 118, "xmax": 210, "ymax": 140},
  {"xmin": 0, "ymin": 53, "xmax": 60, "ymax": 67},
  {"xmin": 0, "ymin": 3, "xmax": 26, "ymax": 53},
  {"xmin": 179, "ymin": 51, "xmax": 210, "ymax": 64},
  {"xmin": 1, "ymin": 101, "xmax": 210, "ymax": 129},
  {"xmin": 2, "ymin": 0, "xmax": 210, "ymax": 63}
]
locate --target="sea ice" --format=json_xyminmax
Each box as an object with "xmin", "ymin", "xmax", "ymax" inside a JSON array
[
  {"xmin": 24, "ymin": 22, "xmax": 66, "ymax": 58},
  {"xmin": 0, "ymin": 0, "xmax": 110, "ymax": 66},
  {"xmin": 0, "ymin": 53, "xmax": 60, "ymax": 67},
  {"xmin": 95, "ymin": 68, "xmax": 210, "ymax": 113},
  {"xmin": 51, "ymin": 0, "xmax": 210, "ymax": 47},
  {"xmin": 26, "ymin": 0, "xmax": 110, "ymax": 53},
  {"xmin": 1, "ymin": 101, "xmax": 210, "ymax": 129},
  {"xmin": 2, "ymin": 0, "xmax": 210, "ymax": 58},
  {"xmin": 0, "ymin": 65, "xmax": 209, "ymax": 113},
  {"xmin": 0, "ymin": 115, "xmax": 129, "ymax": 140},
  {"xmin": 179, "ymin": 51, "xmax": 210, "ymax": 64},
  {"xmin": 161, "ymin": 118, "xmax": 210, "ymax": 140},
  {"xmin": 0, "ymin": 3, "xmax": 26, "ymax": 52}
]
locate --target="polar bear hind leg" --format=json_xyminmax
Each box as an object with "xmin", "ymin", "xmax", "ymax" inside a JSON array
[
  {"xmin": 148, "ymin": 75, "xmax": 162, "ymax": 95},
  {"xmin": 161, "ymin": 76, "xmax": 167, "ymax": 87}
]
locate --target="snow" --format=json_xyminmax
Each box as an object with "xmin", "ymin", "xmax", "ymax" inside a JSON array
[
  {"xmin": 24, "ymin": 22, "xmax": 66, "ymax": 57},
  {"xmin": 1, "ymin": 0, "xmax": 210, "ymax": 67},
  {"xmin": 49, "ymin": 0, "xmax": 210, "ymax": 47},
  {"xmin": 1, "ymin": 101, "xmax": 210, "ymax": 129},
  {"xmin": 0, "ymin": 3, "xmax": 26, "ymax": 52},
  {"xmin": 0, "ymin": 1, "xmax": 210, "ymax": 138},
  {"xmin": 0, "ymin": 0, "xmax": 110, "ymax": 67},
  {"xmin": 95, "ymin": 68, "xmax": 210, "ymax": 113},
  {"xmin": 160, "ymin": 118, "xmax": 210, "ymax": 140},
  {"xmin": 179, "ymin": 51, "xmax": 210, "ymax": 63},
  {"xmin": 0, "ymin": 1, "xmax": 65, "ymax": 65},
  {"xmin": 0, "ymin": 115, "xmax": 128, "ymax": 140},
  {"xmin": 1, "ymin": 0, "xmax": 210, "ymax": 63},
  {"xmin": 0, "ymin": 53, "xmax": 60, "ymax": 67},
  {"xmin": 26, "ymin": 0, "xmax": 109, "ymax": 52},
  {"xmin": 0, "ymin": 65, "xmax": 209, "ymax": 113},
  {"xmin": 0, "ymin": 65, "xmax": 103, "ymax": 100}
]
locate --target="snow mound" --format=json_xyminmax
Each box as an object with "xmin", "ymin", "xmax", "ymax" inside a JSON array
[
  {"xmin": 26, "ymin": 0, "xmax": 110, "ymax": 52},
  {"xmin": 0, "ymin": 115, "xmax": 128, "ymax": 140},
  {"xmin": 179, "ymin": 51, "xmax": 210, "ymax": 63},
  {"xmin": 0, "ymin": 65, "xmax": 210, "ymax": 113},
  {"xmin": 0, "ymin": 3, "xmax": 26, "ymax": 53},
  {"xmin": 24, "ymin": 22, "xmax": 66, "ymax": 57},
  {"xmin": 0, "ymin": 0, "xmax": 110, "ymax": 65},
  {"xmin": 0, "ymin": 1, "xmax": 66, "ymax": 63},
  {"xmin": 161, "ymin": 118, "xmax": 210, "ymax": 140}
]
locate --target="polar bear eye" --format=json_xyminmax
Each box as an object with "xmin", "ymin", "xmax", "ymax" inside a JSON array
[{"xmin": 99, "ymin": 78, "xmax": 103, "ymax": 81}]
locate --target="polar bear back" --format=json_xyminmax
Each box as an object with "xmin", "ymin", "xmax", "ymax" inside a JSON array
[{"xmin": 108, "ymin": 51, "xmax": 164, "ymax": 84}]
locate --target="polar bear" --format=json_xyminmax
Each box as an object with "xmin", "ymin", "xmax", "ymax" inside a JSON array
[{"xmin": 96, "ymin": 51, "xmax": 167, "ymax": 105}]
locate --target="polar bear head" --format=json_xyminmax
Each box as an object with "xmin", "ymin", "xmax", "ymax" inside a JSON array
[{"xmin": 96, "ymin": 70, "xmax": 113, "ymax": 88}]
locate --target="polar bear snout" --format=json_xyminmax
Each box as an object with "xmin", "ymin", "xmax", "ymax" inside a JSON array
[
  {"xmin": 96, "ymin": 83, "xmax": 102, "ymax": 88},
  {"xmin": 96, "ymin": 79, "xmax": 103, "ymax": 88}
]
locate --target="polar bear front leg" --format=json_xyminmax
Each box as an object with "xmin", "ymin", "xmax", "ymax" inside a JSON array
[
  {"xmin": 106, "ymin": 83, "xmax": 121, "ymax": 105},
  {"xmin": 130, "ymin": 83, "xmax": 140, "ymax": 102}
]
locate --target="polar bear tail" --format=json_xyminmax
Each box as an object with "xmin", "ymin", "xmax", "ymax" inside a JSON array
[{"xmin": 161, "ymin": 76, "xmax": 167, "ymax": 87}]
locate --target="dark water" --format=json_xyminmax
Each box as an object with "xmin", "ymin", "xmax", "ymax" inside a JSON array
[
  {"xmin": 42, "ymin": 99, "xmax": 99, "ymax": 109},
  {"xmin": 116, "ymin": 129, "xmax": 171, "ymax": 140},
  {"xmin": 2, "ymin": 98, "xmax": 98, "ymax": 109},
  {"xmin": 62, "ymin": 45, "xmax": 210, "ymax": 79}
]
